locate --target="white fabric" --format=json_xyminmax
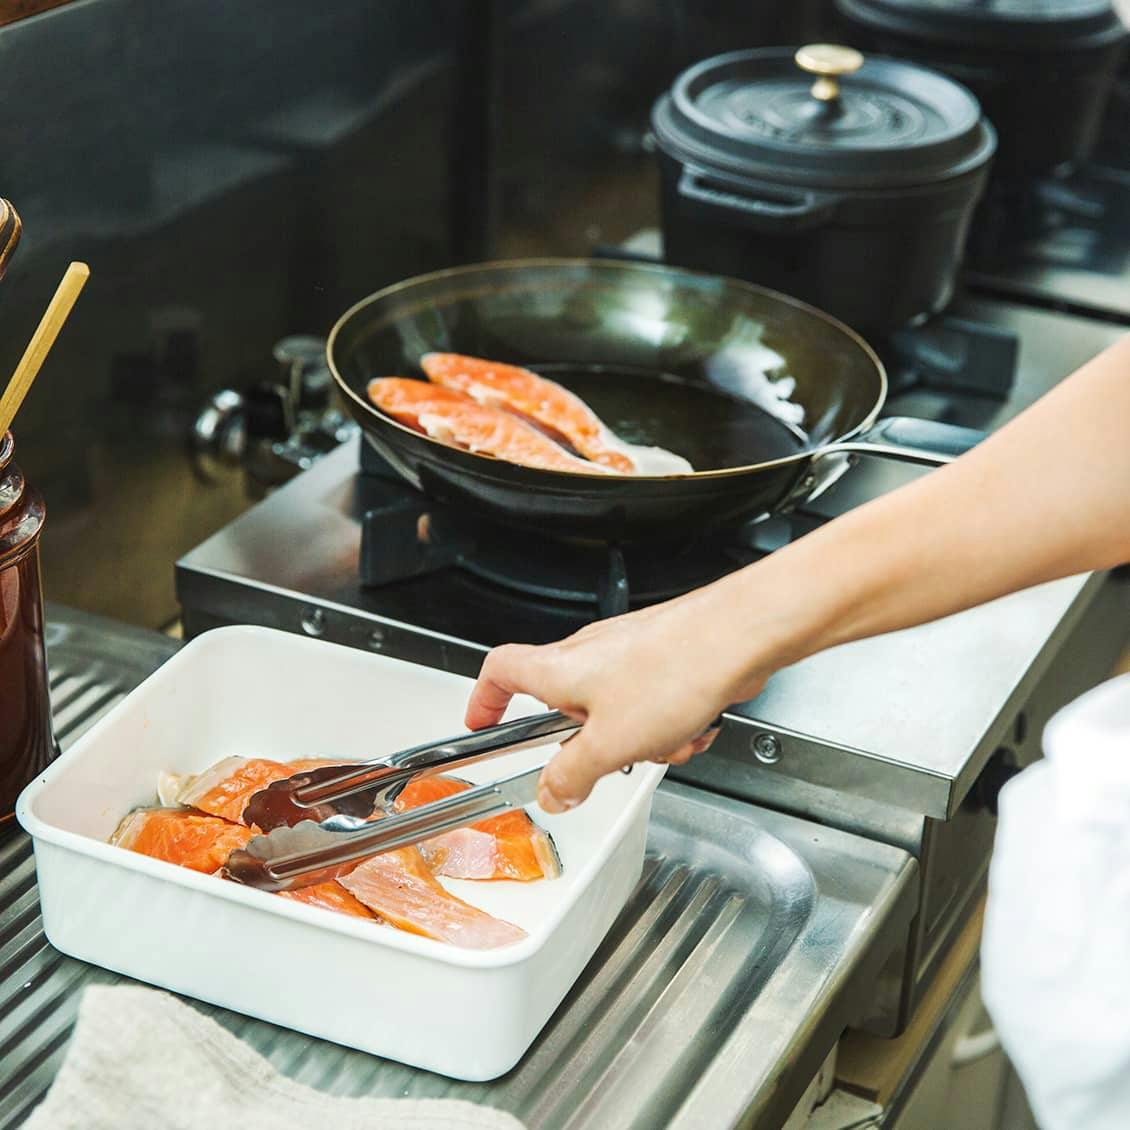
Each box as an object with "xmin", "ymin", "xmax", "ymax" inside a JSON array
[
  {"xmin": 982, "ymin": 674, "xmax": 1130, "ymax": 1130},
  {"xmin": 25, "ymin": 984, "xmax": 526, "ymax": 1130}
]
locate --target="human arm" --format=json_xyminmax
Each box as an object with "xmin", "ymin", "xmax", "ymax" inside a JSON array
[{"xmin": 467, "ymin": 334, "xmax": 1130, "ymax": 813}]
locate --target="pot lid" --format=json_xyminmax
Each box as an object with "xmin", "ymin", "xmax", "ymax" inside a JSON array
[
  {"xmin": 651, "ymin": 46, "xmax": 995, "ymax": 189},
  {"xmin": 836, "ymin": 0, "xmax": 1127, "ymax": 50}
]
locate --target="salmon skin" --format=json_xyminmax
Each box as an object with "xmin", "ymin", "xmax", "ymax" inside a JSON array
[
  {"xmin": 339, "ymin": 845, "xmax": 527, "ymax": 949},
  {"xmin": 398, "ymin": 776, "xmax": 562, "ymax": 881},
  {"xmin": 367, "ymin": 377, "xmax": 609, "ymax": 475},
  {"xmin": 111, "ymin": 809, "xmax": 254, "ymax": 874},
  {"xmin": 420, "ymin": 352, "xmax": 693, "ymax": 475}
]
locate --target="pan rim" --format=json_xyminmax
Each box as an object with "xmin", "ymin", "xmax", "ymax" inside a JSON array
[{"xmin": 326, "ymin": 257, "xmax": 888, "ymax": 482}]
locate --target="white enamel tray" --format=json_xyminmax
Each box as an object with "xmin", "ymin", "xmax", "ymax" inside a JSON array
[{"xmin": 16, "ymin": 626, "xmax": 664, "ymax": 1080}]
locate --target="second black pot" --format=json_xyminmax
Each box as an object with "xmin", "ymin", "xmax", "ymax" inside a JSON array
[
  {"xmin": 835, "ymin": 0, "xmax": 1128, "ymax": 180},
  {"xmin": 651, "ymin": 46, "xmax": 996, "ymax": 337}
]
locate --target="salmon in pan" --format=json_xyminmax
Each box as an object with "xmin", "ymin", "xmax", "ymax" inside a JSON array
[
  {"xmin": 420, "ymin": 352, "xmax": 692, "ymax": 474},
  {"xmin": 366, "ymin": 377, "xmax": 608, "ymax": 474}
]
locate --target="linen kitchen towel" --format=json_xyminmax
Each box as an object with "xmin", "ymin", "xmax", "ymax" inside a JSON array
[{"xmin": 25, "ymin": 984, "xmax": 527, "ymax": 1130}]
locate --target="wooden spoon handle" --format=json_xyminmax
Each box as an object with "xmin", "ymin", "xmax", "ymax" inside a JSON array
[
  {"xmin": 0, "ymin": 261, "xmax": 89, "ymax": 435},
  {"xmin": 0, "ymin": 200, "xmax": 21, "ymax": 281}
]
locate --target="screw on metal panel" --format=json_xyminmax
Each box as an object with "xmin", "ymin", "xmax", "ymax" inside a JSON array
[
  {"xmin": 300, "ymin": 607, "xmax": 327, "ymax": 637},
  {"xmin": 752, "ymin": 733, "xmax": 783, "ymax": 764},
  {"xmin": 368, "ymin": 628, "xmax": 386, "ymax": 651}
]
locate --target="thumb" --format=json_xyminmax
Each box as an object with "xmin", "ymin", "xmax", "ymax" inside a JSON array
[{"xmin": 537, "ymin": 721, "xmax": 622, "ymax": 815}]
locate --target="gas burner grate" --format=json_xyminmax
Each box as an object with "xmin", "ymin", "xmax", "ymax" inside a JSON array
[
  {"xmin": 357, "ymin": 441, "xmax": 762, "ymax": 618},
  {"xmin": 881, "ymin": 313, "xmax": 1019, "ymax": 400}
]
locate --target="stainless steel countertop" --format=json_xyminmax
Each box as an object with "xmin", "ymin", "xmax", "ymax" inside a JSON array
[{"xmin": 1, "ymin": 606, "xmax": 918, "ymax": 1130}]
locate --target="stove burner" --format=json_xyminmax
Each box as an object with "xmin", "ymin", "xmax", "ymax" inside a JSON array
[
  {"xmin": 358, "ymin": 442, "xmax": 759, "ymax": 618},
  {"xmin": 359, "ymin": 485, "xmax": 758, "ymax": 619}
]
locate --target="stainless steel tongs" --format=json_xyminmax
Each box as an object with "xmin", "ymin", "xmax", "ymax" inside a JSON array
[
  {"xmin": 224, "ymin": 710, "xmax": 582, "ymax": 892},
  {"xmin": 240, "ymin": 710, "xmax": 581, "ymax": 833}
]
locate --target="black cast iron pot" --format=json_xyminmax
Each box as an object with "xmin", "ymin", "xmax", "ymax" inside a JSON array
[
  {"xmin": 835, "ymin": 0, "xmax": 1128, "ymax": 180},
  {"xmin": 651, "ymin": 45, "xmax": 996, "ymax": 337}
]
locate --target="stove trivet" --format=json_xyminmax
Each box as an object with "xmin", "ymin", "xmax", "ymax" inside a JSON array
[
  {"xmin": 358, "ymin": 479, "xmax": 760, "ymax": 619},
  {"xmin": 968, "ymin": 174, "xmax": 1113, "ymax": 269},
  {"xmin": 882, "ymin": 313, "xmax": 1018, "ymax": 400},
  {"xmin": 963, "ymin": 164, "xmax": 1130, "ymax": 325},
  {"xmin": 359, "ymin": 438, "xmax": 768, "ymax": 617}
]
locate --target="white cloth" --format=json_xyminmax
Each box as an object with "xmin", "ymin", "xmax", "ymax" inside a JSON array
[
  {"xmin": 982, "ymin": 673, "xmax": 1130, "ymax": 1130},
  {"xmin": 25, "ymin": 984, "xmax": 526, "ymax": 1130}
]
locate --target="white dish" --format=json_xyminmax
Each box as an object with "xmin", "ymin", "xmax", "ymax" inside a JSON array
[{"xmin": 16, "ymin": 625, "xmax": 664, "ymax": 1080}]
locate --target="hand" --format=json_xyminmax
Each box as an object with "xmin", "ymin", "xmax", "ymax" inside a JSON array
[
  {"xmin": 474, "ymin": 335, "xmax": 1130, "ymax": 814},
  {"xmin": 465, "ymin": 583, "xmax": 770, "ymax": 813}
]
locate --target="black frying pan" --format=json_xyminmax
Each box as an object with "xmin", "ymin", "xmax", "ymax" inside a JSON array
[{"xmin": 327, "ymin": 259, "xmax": 981, "ymax": 541}]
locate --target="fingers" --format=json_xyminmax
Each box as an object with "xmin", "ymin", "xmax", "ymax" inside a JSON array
[
  {"xmin": 688, "ymin": 722, "xmax": 722, "ymax": 756},
  {"xmin": 650, "ymin": 720, "xmax": 722, "ymax": 765},
  {"xmin": 651, "ymin": 747, "xmax": 691, "ymax": 766},
  {"xmin": 537, "ymin": 723, "xmax": 620, "ymax": 814},
  {"xmin": 464, "ymin": 644, "xmax": 542, "ymax": 730},
  {"xmin": 539, "ymin": 716, "xmax": 724, "ymax": 812}
]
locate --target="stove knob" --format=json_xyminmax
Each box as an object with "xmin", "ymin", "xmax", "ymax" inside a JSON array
[
  {"xmin": 273, "ymin": 335, "xmax": 326, "ymax": 377},
  {"xmin": 273, "ymin": 335, "xmax": 329, "ymax": 418},
  {"xmin": 191, "ymin": 389, "xmax": 246, "ymax": 482}
]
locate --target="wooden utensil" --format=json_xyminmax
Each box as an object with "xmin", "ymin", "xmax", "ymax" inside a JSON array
[
  {"xmin": 0, "ymin": 261, "xmax": 89, "ymax": 435},
  {"xmin": 0, "ymin": 199, "xmax": 22, "ymax": 280}
]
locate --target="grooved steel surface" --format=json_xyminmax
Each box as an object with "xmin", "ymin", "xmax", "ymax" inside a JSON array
[{"xmin": 1, "ymin": 607, "xmax": 916, "ymax": 1130}]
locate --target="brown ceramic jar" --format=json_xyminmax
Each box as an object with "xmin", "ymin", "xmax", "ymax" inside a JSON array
[{"xmin": 0, "ymin": 429, "xmax": 55, "ymax": 818}]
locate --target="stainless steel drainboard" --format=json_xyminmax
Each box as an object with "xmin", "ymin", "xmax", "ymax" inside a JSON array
[{"xmin": 0, "ymin": 608, "xmax": 917, "ymax": 1130}]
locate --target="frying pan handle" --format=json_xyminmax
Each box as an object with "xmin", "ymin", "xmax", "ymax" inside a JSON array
[
  {"xmin": 677, "ymin": 168, "xmax": 834, "ymax": 233},
  {"xmin": 823, "ymin": 416, "xmax": 985, "ymax": 466}
]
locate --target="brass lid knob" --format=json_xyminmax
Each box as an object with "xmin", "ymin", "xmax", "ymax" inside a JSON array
[{"xmin": 794, "ymin": 44, "xmax": 864, "ymax": 103}]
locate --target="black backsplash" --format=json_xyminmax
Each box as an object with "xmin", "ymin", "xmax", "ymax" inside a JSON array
[{"xmin": 0, "ymin": 0, "xmax": 828, "ymax": 626}]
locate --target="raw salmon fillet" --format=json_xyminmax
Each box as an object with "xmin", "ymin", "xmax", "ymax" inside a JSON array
[
  {"xmin": 421, "ymin": 352, "xmax": 692, "ymax": 474},
  {"xmin": 367, "ymin": 377, "xmax": 608, "ymax": 474},
  {"xmin": 398, "ymin": 776, "xmax": 561, "ymax": 882},
  {"xmin": 339, "ymin": 845, "xmax": 527, "ymax": 949},
  {"xmin": 111, "ymin": 808, "xmax": 254, "ymax": 874},
  {"xmin": 168, "ymin": 756, "xmax": 337, "ymax": 826},
  {"xmin": 278, "ymin": 880, "xmax": 379, "ymax": 920},
  {"xmin": 112, "ymin": 808, "xmax": 379, "ymax": 922}
]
